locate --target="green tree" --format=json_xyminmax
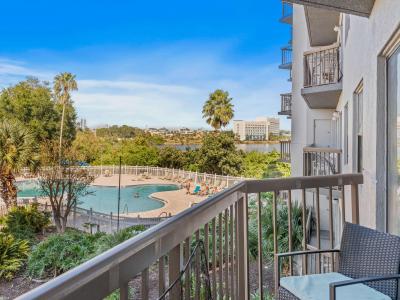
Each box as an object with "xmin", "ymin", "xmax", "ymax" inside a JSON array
[
  {"xmin": 202, "ymin": 89, "xmax": 234, "ymax": 131},
  {"xmin": 95, "ymin": 125, "xmax": 144, "ymax": 139},
  {"xmin": 158, "ymin": 146, "xmax": 185, "ymax": 169},
  {"xmin": 0, "ymin": 78, "xmax": 59, "ymax": 143},
  {"xmin": 197, "ymin": 132, "xmax": 243, "ymax": 175},
  {"xmin": 72, "ymin": 130, "xmax": 103, "ymax": 163},
  {"xmin": 54, "ymin": 72, "xmax": 78, "ymax": 158},
  {"xmin": 0, "ymin": 120, "xmax": 39, "ymax": 208}
]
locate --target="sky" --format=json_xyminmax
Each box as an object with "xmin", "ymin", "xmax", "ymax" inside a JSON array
[{"xmin": 0, "ymin": 0, "xmax": 292, "ymax": 130}]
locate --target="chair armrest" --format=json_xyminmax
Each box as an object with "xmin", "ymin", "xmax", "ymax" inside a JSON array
[
  {"xmin": 275, "ymin": 249, "xmax": 340, "ymax": 287},
  {"xmin": 329, "ymin": 274, "xmax": 400, "ymax": 300},
  {"xmin": 276, "ymin": 249, "xmax": 340, "ymax": 259}
]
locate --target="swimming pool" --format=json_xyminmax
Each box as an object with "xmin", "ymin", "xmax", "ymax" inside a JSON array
[{"xmin": 16, "ymin": 181, "xmax": 179, "ymax": 214}]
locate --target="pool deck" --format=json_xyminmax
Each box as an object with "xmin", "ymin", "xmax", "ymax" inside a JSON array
[{"xmin": 16, "ymin": 174, "xmax": 208, "ymax": 218}]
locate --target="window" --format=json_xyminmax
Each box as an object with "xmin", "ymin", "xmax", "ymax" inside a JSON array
[
  {"xmin": 388, "ymin": 46, "xmax": 400, "ymax": 234},
  {"xmin": 344, "ymin": 103, "xmax": 349, "ymax": 164}
]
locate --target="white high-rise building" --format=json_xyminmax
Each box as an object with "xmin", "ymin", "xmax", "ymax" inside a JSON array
[{"xmin": 233, "ymin": 117, "xmax": 280, "ymax": 141}]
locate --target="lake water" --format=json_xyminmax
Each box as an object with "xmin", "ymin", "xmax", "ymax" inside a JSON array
[{"xmin": 165, "ymin": 143, "xmax": 280, "ymax": 153}]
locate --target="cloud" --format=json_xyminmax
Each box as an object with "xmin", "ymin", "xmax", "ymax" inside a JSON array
[{"xmin": 0, "ymin": 42, "xmax": 292, "ymax": 129}]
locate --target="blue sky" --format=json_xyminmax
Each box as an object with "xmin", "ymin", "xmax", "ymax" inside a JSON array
[{"xmin": 0, "ymin": 0, "xmax": 291, "ymax": 129}]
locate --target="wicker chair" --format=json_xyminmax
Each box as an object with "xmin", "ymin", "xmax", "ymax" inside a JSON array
[{"xmin": 276, "ymin": 222, "xmax": 400, "ymax": 300}]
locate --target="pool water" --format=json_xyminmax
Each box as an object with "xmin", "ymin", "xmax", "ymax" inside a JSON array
[{"xmin": 16, "ymin": 181, "xmax": 179, "ymax": 214}]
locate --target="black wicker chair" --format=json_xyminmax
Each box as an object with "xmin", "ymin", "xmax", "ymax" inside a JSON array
[{"xmin": 276, "ymin": 222, "xmax": 400, "ymax": 300}]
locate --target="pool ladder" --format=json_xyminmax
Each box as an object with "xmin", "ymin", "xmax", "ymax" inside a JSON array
[{"xmin": 122, "ymin": 204, "xmax": 129, "ymax": 214}]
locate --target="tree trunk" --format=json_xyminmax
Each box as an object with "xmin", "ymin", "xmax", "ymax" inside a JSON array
[
  {"xmin": 54, "ymin": 216, "xmax": 63, "ymax": 233},
  {"xmin": 0, "ymin": 170, "xmax": 17, "ymax": 208},
  {"xmin": 61, "ymin": 217, "xmax": 68, "ymax": 233},
  {"xmin": 59, "ymin": 102, "xmax": 66, "ymax": 160}
]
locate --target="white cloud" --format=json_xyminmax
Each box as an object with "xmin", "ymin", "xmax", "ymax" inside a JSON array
[{"xmin": 0, "ymin": 43, "xmax": 292, "ymax": 129}]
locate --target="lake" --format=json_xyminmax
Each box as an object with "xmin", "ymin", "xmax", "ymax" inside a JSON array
[{"xmin": 163, "ymin": 143, "xmax": 280, "ymax": 153}]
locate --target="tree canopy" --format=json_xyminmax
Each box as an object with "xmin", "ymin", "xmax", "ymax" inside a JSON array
[
  {"xmin": 0, "ymin": 77, "xmax": 76, "ymax": 145},
  {"xmin": 0, "ymin": 120, "xmax": 39, "ymax": 208},
  {"xmin": 202, "ymin": 89, "xmax": 234, "ymax": 131}
]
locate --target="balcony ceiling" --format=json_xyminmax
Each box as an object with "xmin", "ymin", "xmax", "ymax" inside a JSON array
[
  {"xmin": 283, "ymin": 0, "xmax": 375, "ymax": 17},
  {"xmin": 305, "ymin": 6, "xmax": 340, "ymax": 47},
  {"xmin": 301, "ymin": 82, "xmax": 342, "ymax": 109}
]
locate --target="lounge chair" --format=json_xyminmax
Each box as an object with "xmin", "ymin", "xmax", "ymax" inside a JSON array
[
  {"xmin": 191, "ymin": 185, "xmax": 201, "ymax": 195},
  {"xmin": 277, "ymin": 222, "xmax": 400, "ymax": 300}
]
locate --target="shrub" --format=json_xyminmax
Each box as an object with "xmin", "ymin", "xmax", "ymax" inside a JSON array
[
  {"xmin": 92, "ymin": 225, "xmax": 146, "ymax": 255},
  {"xmin": 27, "ymin": 230, "xmax": 104, "ymax": 279},
  {"xmin": 0, "ymin": 233, "xmax": 29, "ymax": 280},
  {"xmin": 0, "ymin": 203, "xmax": 51, "ymax": 241},
  {"xmin": 27, "ymin": 226, "xmax": 146, "ymax": 279}
]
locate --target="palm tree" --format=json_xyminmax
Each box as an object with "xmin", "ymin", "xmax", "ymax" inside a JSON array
[
  {"xmin": 0, "ymin": 120, "xmax": 38, "ymax": 208},
  {"xmin": 54, "ymin": 72, "xmax": 78, "ymax": 159},
  {"xmin": 202, "ymin": 89, "xmax": 234, "ymax": 131}
]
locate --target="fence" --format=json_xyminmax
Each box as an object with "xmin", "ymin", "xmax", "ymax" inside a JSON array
[
  {"xmin": 304, "ymin": 45, "xmax": 342, "ymax": 87},
  {"xmin": 303, "ymin": 147, "xmax": 342, "ymax": 176}
]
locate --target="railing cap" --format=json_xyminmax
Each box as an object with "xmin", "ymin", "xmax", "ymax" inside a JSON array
[{"xmin": 303, "ymin": 146, "xmax": 342, "ymax": 153}]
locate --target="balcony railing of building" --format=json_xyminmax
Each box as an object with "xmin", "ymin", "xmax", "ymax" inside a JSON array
[
  {"xmin": 280, "ymin": 140, "xmax": 291, "ymax": 162},
  {"xmin": 279, "ymin": 46, "xmax": 292, "ymax": 70},
  {"xmin": 304, "ymin": 45, "xmax": 342, "ymax": 88},
  {"xmin": 279, "ymin": 93, "xmax": 292, "ymax": 116},
  {"xmin": 18, "ymin": 172, "xmax": 363, "ymax": 300},
  {"xmin": 303, "ymin": 147, "xmax": 342, "ymax": 176},
  {"xmin": 280, "ymin": 1, "xmax": 293, "ymax": 24}
]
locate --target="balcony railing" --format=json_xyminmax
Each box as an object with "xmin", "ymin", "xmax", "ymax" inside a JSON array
[
  {"xmin": 279, "ymin": 93, "xmax": 292, "ymax": 116},
  {"xmin": 303, "ymin": 147, "xmax": 342, "ymax": 176},
  {"xmin": 304, "ymin": 46, "xmax": 342, "ymax": 88},
  {"xmin": 18, "ymin": 172, "xmax": 363, "ymax": 300},
  {"xmin": 279, "ymin": 46, "xmax": 292, "ymax": 69},
  {"xmin": 280, "ymin": 1, "xmax": 293, "ymax": 24},
  {"xmin": 280, "ymin": 140, "xmax": 291, "ymax": 162}
]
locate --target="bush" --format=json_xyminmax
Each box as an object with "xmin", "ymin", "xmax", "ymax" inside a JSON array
[
  {"xmin": 0, "ymin": 233, "xmax": 29, "ymax": 280},
  {"xmin": 27, "ymin": 230, "xmax": 104, "ymax": 279},
  {"xmin": 92, "ymin": 225, "xmax": 146, "ymax": 255},
  {"xmin": 27, "ymin": 226, "xmax": 146, "ymax": 279},
  {"xmin": 0, "ymin": 203, "xmax": 51, "ymax": 241}
]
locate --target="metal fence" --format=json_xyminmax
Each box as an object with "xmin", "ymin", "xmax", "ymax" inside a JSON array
[
  {"xmin": 303, "ymin": 147, "xmax": 342, "ymax": 176},
  {"xmin": 304, "ymin": 45, "xmax": 342, "ymax": 87},
  {"xmin": 279, "ymin": 93, "xmax": 292, "ymax": 116}
]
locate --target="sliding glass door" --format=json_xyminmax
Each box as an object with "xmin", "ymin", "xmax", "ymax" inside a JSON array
[{"xmin": 388, "ymin": 46, "xmax": 400, "ymax": 234}]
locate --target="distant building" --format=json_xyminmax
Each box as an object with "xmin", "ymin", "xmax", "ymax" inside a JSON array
[{"xmin": 233, "ymin": 117, "xmax": 280, "ymax": 141}]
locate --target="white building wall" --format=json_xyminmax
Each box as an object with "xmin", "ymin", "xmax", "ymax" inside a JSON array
[{"xmin": 290, "ymin": 0, "xmax": 400, "ymax": 229}]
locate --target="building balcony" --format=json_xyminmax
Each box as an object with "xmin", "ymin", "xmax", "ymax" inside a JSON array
[
  {"xmin": 278, "ymin": 93, "xmax": 292, "ymax": 117},
  {"xmin": 302, "ymin": 45, "xmax": 342, "ymax": 109},
  {"xmin": 279, "ymin": 46, "xmax": 292, "ymax": 70},
  {"xmin": 303, "ymin": 146, "xmax": 342, "ymax": 176},
  {"xmin": 280, "ymin": 140, "xmax": 291, "ymax": 162},
  {"xmin": 18, "ymin": 173, "xmax": 363, "ymax": 300},
  {"xmin": 280, "ymin": 1, "xmax": 293, "ymax": 24},
  {"xmin": 280, "ymin": 0, "xmax": 375, "ymax": 18}
]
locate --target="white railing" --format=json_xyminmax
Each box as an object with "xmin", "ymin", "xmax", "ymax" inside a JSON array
[{"xmin": 20, "ymin": 165, "xmax": 247, "ymax": 189}]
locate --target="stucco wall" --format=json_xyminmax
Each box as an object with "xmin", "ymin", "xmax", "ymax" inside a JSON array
[{"xmin": 291, "ymin": 0, "xmax": 400, "ymax": 229}]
